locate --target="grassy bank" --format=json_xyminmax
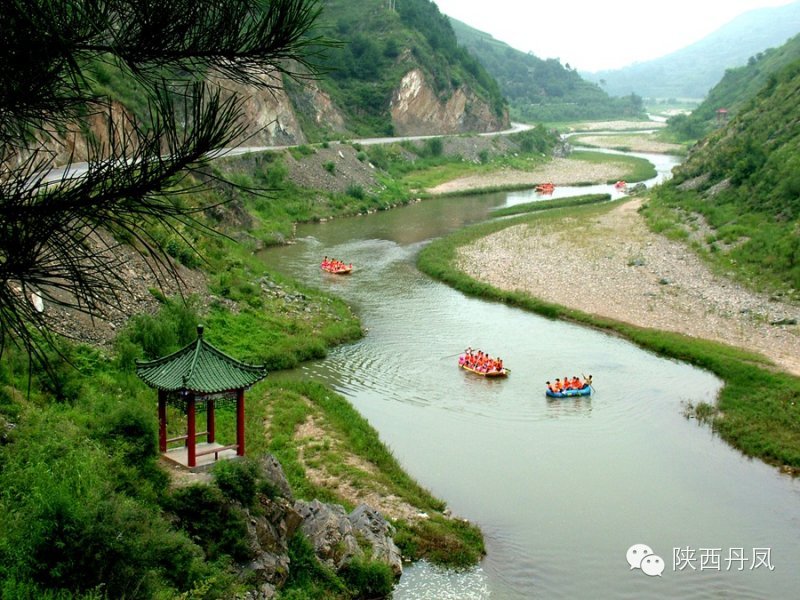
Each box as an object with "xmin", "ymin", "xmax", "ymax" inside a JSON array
[
  {"xmin": 490, "ymin": 193, "xmax": 611, "ymax": 217},
  {"xmin": 416, "ymin": 200, "xmax": 800, "ymax": 470},
  {"xmin": 569, "ymin": 150, "xmax": 657, "ymax": 182},
  {"xmin": 254, "ymin": 378, "xmax": 484, "ymax": 568},
  {"xmin": 0, "ymin": 285, "xmax": 482, "ymax": 599},
  {"xmin": 641, "ymin": 186, "xmax": 800, "ymax": 300}
]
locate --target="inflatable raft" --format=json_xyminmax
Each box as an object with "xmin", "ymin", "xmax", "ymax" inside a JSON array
[
  {"xmin": 546, "ymin": 386, "xmax": 592, "ymax": 398},
  {"xmin": 458, "ymin": 353, "xmax": 508, "ymax": 378},
  {"xmin": 321, "ymin": 264, "xmax": 353, "ymax": 274},
  {"xmin": 459, "ymin": 363, "xmax": 509, "ymax": 378}
]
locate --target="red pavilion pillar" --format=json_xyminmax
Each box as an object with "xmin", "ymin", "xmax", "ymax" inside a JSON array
[
  {"xmin": 187, "ymin": 393, "xmax": 197, "ymax": 468},
  {"xmin": 158, "ymin": 390, "xmax": 167, "ymax": 453},
  {"xmin": 236, "ymin": 388, "xmax": 245, "ymax": 456},
  {"xmin": 207, "ymin": 399, "xmax": 215, "ymax": 444}
]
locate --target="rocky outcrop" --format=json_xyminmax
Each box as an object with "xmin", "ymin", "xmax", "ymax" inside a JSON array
[
  {"xmin": 231, "ymin": 454, "xmax": 402, "ymax": 599},
  {"xmin": 294, "ymin": 499, "xmax": 403, "ymax": 576},
  {"xmin": 285, "ymin": 77, "xmax": 348, "ymax": 137},
  {"xmin": 7, "ymin": 100, "xmax": 134, "ymax": 169},
  {"xmin": 217, "ymin": 73, "xmax": 307, "ymax": 147},
  {"xmin": 294, "ymin": 499, "xmax": 363, "ymax": 570},
  {"xmin": 390, "ymin": 68, "xmax": 507, "ymax": 136},
  {"xmin": 348, "ymin": 504, "xmax": 403, "ymax": 576},
  {"xmin": 244, "ymin": 495, "xmax": 303, "ymax": 598}
]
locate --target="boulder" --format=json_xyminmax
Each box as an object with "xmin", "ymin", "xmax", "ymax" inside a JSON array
[
  {"xmin": 294, "ymin": 499, "xmax": 362, "ymax": 570},
  {"xmin": 348, "ymin": 504, "xmax": 403, "ymax": 577},
  {"xmin": 257, "ymin": 453, "xmax": 294, "ymax": 500},
  {"xmin": 243, "ymin": 497, "xmax": 303, "ymax": 590}
]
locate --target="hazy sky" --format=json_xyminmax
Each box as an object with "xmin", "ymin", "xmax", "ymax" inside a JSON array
[{"xmin": 433, "ymin": 0, "xmax": 798, "ymax": 71}]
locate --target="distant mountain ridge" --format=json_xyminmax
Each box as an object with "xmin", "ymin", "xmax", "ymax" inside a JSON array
[
  {"xmin": 449, "ymin": 17, "xmax": 645, "ymax": 122},
  {"xmin": 583, "ymin": 1, "xmax": 800, "ymax": 99}
]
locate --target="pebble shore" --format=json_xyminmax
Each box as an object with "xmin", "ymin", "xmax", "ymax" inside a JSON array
[{"xmin": 445, "ymin": 158, "xmax": 800, "ymax": 376}]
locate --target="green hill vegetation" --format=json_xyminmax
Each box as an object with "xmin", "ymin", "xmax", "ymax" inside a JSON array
[
  {"xmin": 303, "ymin": 0, "xmax": 505, "ymax": 137},
  {"xmin": 85, "ymin": 0, "xmax": 508, "ymax": 141},
  {"xmin": 449, "ymin": 17, "xmax": 645, "ymax": 122},
  {"xmin": 644, "ymin": 58, "xmax": 800, "ymax": 295},
  {"xmin": 667, "ymin": 33, "xmax": 800, "ymax": 140}
]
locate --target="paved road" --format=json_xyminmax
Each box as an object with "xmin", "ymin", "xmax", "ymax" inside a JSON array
[{"xmin": 42, "ymin": 122, "xmax": 533, "ymax": 183}]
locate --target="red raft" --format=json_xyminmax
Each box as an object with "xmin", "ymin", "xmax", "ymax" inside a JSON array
[
  {"xmin": 321, "ymin": 264, "xmax": 352, "ymax": 275},
  {"xmin": 457, "ymin": 352, "xmax": 509, "ymax": 378},
  {"xmin": 535, "ymin": 182, "xmax": 555, "ymax": 194},
  {"xmin": 321, "ymin": 258, "xmax": 353, "ymax": 274}
]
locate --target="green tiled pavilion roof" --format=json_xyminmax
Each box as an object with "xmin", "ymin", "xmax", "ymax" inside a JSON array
[{"xmin": 135, "ymin": 326, "xmax": 267, "ymax": 393}]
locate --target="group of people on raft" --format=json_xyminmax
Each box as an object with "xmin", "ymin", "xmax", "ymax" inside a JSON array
[
  {"xmin": 459, "ymin": 347, "xmax": 505, "ymax": 374},
  {"xmin": 321, "ymin": 256, "xmax": 352, "ymax": 272},
  {"xmin": 546, "ymin": 375, "xmax": 592, "ymax": 393}
]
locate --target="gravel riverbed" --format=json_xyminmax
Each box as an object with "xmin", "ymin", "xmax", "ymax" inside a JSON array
[
  {"xmin": 446, "ymin": 154, "xmax": 800, "ymax": 376},
  {"xmin": 429, "ymin": 133, "xmax": 800, "ymax": 375}
]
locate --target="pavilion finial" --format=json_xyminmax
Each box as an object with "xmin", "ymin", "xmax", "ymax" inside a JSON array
[{"xmin": 197, "ymin": 324, "xmax": 204, "ymax": 338}]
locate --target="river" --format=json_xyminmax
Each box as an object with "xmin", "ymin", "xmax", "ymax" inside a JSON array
[{"xmin": 259, "ymin": 148, "xmax": 800, "ymax": 599}]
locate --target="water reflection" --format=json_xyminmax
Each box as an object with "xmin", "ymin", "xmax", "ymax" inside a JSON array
[{"xmin": 545, "ymin": 395, "xmax": 593, "ymax": 419}]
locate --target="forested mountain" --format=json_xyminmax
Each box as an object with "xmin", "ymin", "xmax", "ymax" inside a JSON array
[
  {"xmin": 668, "ymin": 32, "xmax": 800, "ymax": 139},
  {"xmin": 648, "ymin": 57, "xmax": 800, "ymax": 291},
  {"xmin": 308, "ymin": 0, "xmax": 507, "ymax": 136},
  {"xmin": 584, "ymin": 1, "xmax": 800, "ymax": 99},
  {"xmin": 449, "ymin": 17, "xmax": 645, "ymax": 122}
]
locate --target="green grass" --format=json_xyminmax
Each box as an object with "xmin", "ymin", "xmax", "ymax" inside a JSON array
[
  {"xmin": 641, "ymin": 187, "xmax": 800, "ymax": 299},
  {"xmin": 417, "ymin": 201, "xmax": 800, "ymax": 469},
  {"xmin": 251, "ymin": 379, "xmax": 486, "ymax": 568},
  {"xmin": 490, "ymin": 193, "xmax": 611, "ymax": 217},
  {"xmin": 569, "ymin": 150, "xmax": 657, "ymax": 182}
]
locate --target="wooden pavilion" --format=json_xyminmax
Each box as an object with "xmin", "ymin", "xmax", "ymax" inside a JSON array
[{"xmin": 135, "ymin": 325, "xmax": 267, "ymax": 470}]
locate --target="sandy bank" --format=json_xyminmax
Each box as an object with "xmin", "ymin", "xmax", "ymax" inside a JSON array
[
  {"xmin": 456, "ymin": 198, "xmax": 800, "ymax": 376},
  {"xmin": 426, "ymin": 157, "xmax": 628, "ymax": 195}
]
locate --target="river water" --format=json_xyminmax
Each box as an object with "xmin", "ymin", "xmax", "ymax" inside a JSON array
[{"xmin": 259, "ymin": 150, "xmax": 800, "ymax": 599}]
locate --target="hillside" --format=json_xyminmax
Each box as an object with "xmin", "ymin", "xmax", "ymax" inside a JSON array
[
  {"xmin": 304, "ymin": 0, "xmax": 507, "ymax": 137},
  {"xmin": 76, "ymin": 0, "xmax": 510, "ymax": 159},
  {"xmin": 644, "ymin": 57, "xmax": 800, "ymax": 293},
  {"xmin": 667, "ymin": 32, "xmax": 800, "ymax": 139},
  {"xmin": 449, "ymin": 17, "xmax": 645, "ymax": 122},
  {"xmin": 584, "ymin": 1, "xmax": 800, "ymax": 99}
]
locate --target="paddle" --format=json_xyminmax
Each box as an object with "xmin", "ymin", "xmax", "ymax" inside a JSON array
[{"xmin": 441, "ymin": 351, "xmax": 467, "ymax": 360}]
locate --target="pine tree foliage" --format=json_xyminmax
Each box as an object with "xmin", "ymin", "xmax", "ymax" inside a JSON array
[{"xmin": 0, "ymin": 0, "xmax": 328, "ymax": 362}]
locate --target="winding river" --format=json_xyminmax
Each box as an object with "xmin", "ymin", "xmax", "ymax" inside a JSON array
[{"xmin": 260, "ymin": 148, "xmax": 800, "ymax": 598}]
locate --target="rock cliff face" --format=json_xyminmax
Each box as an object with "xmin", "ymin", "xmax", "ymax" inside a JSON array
[
  {"xmin": 219, "ymin": 73, "xmax": 308, "ymax": 147},
  {"xmin": 33, "ymin": 66, "xmax": 506, "ymax": 165},
  {"xmin": 389, "ymin": 68, "xmax": 507, "ymax": 136},
  {"xmin": 220, "ymin": 73, "xmax": 347, "ymax": 147},
  {"xmin": 233, "ymin": 67, "xmax": 507, "ymax": 144}
]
